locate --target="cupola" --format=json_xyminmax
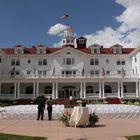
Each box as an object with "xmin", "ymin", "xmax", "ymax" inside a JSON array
[{"xmin": 61, "ymin": 25, "xmax": 75, "ymax": 48}]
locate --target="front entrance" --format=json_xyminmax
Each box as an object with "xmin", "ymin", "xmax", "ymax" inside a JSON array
[{"xmin": 59, "ymin": 85, "xmax": 80, "ymax": 98}]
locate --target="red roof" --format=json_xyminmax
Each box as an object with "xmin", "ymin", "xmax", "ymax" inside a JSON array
[{"xmin": 2, "ymin": 47, "xmax": 134, "ymax": 55}]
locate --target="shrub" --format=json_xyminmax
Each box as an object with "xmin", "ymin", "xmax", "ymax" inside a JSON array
[
  {"xmin": 59, "ymin": 112, "xmax": 71, "ymax": 127},
  {"xmin": 89, "ymin": 112, "xmax": 99, "ymax": 127}
]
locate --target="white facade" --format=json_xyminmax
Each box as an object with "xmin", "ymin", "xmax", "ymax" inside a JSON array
[{"xmin": 0, "ymin": 26, "xmax": 140, "ymax": 100}]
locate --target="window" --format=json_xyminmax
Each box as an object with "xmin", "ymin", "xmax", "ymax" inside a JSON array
[
  {"xmin": 90, "ymin": 71, "xmax": 94, "ymax": 76},
  {"xmin": 28, "ymin": 59, "xmax": 31, "ymax": 64},
  {"xmin": 121, "ymin": 60, "xmax": 125, "ymax": 65},
  {"xmin": 17, "ymin": 49, "xmax": 23, "ymax": 54},
  {"xmin": 38, "ymin": 59, "xmax": 47, "ymax": 66},
  {"xmin": 44, "ymin": 86, "xmax": 52, "ymax": 94},
  {"xmin": 38, "ymin": 70, "xmax": 47, "ymax": 77},
  {"xmin": 117, "ymin": 59, "xmax": 121, "ymax": 65},
  {"xmin": 117, "ymin": 70, "xmax": 122, "ymax": 74},
  {"xmin": 11, "ymin": 59, "xmax": 20, "ymax": 66},
  {"xmin": 90, "ymin": 70, "xmax": 99, "ymax": 76},
  {"xmin": 93, "ymin": 49, "xmax": 98, "ymax": 53},
  {"xmin": 0, "ymin": 56, "xmax": 2, "ymax": 63},
  {"xmin": 26, "ymin": 70, "xmax": 31, "ymax": 75},
  {"xmin": 79, "ymin": 39, "xmax": 85, "ymax": 44},
  {"xmin": 106, "ymin": 59, "xmax": 109, "ymax": 63},
  {"xmin": 43, "ymin": 70, "xmax": 47, "ymax": 76},
  {"xmin": 86, "ymin": 86, "xmax": 94, "ymax": 94},
  {"xmin": 61, "ymin": 70, "xmax": 76, "ymax": 77},
  {"xmin": 66, "ymin": 40, "xmax": 70, "ymax": 43},
  {"xmin": 106, "ymin": 70, "xmax": 110, "ymax": 75},
  {"xmin": 90, "ymin": 59, "xmax": 99, "ymax": 65},
  {"xmin": 63, "ymin": 58, "xmax": 74, "ymax": 65},
  {"xmin": 116, "ymin": 59, "xmax": 125, "ymax": 65}
]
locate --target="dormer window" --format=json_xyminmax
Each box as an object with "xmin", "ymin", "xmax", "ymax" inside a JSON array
[
  {"xmin": 35, "ymin": 45, "xmax": 47, "ymax": 54},
  {"xmin": 111, "ymin": 44, "xmax": 123, "ymax": 54},
  {"xmin": 79, "ymin": 39, "xmax": 85, "ymax": 44},
  {"xmin": 90, "ymin": 44, "xmax": 102, "ymax": 54},
  {"xmin": 14, "ymin": 45, "xmax": 24, "ymax": 54},
  {"xmin": 93, "ymin": 48, "xmax": 98, "ymax": 54}
]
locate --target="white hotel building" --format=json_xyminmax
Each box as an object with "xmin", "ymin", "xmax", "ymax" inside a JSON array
[{"xmin": 0, "ymin": 26, "xmax": 140, "ymax": 100}]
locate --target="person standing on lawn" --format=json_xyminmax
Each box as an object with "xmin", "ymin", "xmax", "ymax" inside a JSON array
[
  {"xmin": 46, "ymin": 96, "xmax": 53, "ymax": 120},
  {"xmin": 37, "ymin": 95, "xmax": 46, "ymax": 120}
]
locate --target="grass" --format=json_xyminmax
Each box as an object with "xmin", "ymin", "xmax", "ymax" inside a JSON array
[
  {"xmin": 0, "ymin": 133, "xmax": 47, "ymax": 140},
  {"xmin": 126, "ymin": 135, "xmax": 140, "ymax": 140}
]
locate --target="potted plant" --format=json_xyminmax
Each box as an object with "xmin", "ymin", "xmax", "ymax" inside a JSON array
[
  {"xmin": 88, "ymin": 112, "xmax": 99, "ymax": 127},
  {"xmin": 59, "ymin": 112, "xmax": 71, "ymax": 127}
]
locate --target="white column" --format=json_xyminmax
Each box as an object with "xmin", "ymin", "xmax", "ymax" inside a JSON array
[
  {"xmin": 138, "ymin": 81, "xmax": 140, "ymax": 97},
  {"xmin": 83, "ymin": 82, "xmax": 86, "ymax": 98},
  {"xmin": 36, "ymin": 82, "xmax": 39, "ymax": 97},
  {"xmin": 55, "ymin": 82, "xmax": 58, "ymax": 99},
  {"xmin": 33, "ymin": 82, "xmax": 36, "ymax": 98},
  {"xmin": 136, "ymin": 81, "xmax": 139, "ymax": 98},
  {"xmin": 14, "ymin": 82, "xmax": 17, "ymax": 99},
  {"xmin": 102, "ymin": 82, "xmax": 105, "ymax": 98},
  {"xmin": 0, "ymin": 82, "xmax": 1, "ymax": 95},
  {"xmin": 52, "ymin": 82, "xmax": 55, "ymax": 99},
  {"xmin": 118, "ymin": 82, "xmax": 120, "ymax": 98},
  {"xmin": 99, "ymin": 82, "xmax": 102, "ymax": 98},
  {"xmin": 80, "ymin": 82, "xmax": 83, "ymax": 98},
  {"xmin": 121, "ymin": 82, "xmax": 124, "ymax": 98},
  {"xmin": 17, "ymin": 82, "xmax": 20, "ymax": 98}
]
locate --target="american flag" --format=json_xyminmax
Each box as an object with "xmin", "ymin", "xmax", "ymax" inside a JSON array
[
  {"xmin": 52, "ymin": 66, "xmax": 55, "ymax": 76},
  {"xmin": 9, "ymin": 67, "xmax": 16, "ymax": 75},
  {"xmin": 60, "ymin": 14, "xmax": 69, "ymax": 19},
  {"xmin": 122, "ymin": 67, "xmax": 125, "ymax": 76},
  {"xmin": 102, "ymin": 68, "xmax": 105, "ymax": 76},
  {"xmin": 82, "ymin": 67, "xmax": 84, "ymax": 76}
]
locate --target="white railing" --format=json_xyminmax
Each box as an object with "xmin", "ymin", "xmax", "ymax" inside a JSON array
[
  {"xmin": 0, "ymin": 94, "xmax": 14, "ymax": 99},
  {"xmin": 86, "ymin": 93, "xmax": 100, "ymax": 98},
  {"xmin": 104, "ymin": 93, "xmax": 118, "ymax": 97},
  {"xmin": 19, "ymin": 94, "xmax": 33, "ymax": 99},
  {"xmin": 123, "ymin": 93, "xmax": 137, "ymax": 98},
  {"xmin": 0, "ymin": 73, "xmax": 139, "ymax": 79}
]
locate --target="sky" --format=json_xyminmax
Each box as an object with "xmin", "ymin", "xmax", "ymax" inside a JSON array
[{"xmin": 0, "ymin": 0, "xmax": 140, "ymax": 48}]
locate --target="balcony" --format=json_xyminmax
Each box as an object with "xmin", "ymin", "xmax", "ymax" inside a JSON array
[{"xmin": 0, "ymin": 73, "xmax": 139, "ymax": 80}]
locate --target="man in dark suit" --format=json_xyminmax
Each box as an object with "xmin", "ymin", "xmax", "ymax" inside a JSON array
[
  {"xmin": 46, "ymin": 96, "xmax": 53, "ymax": 120},
  {"xmin": 37, "ymin": 95, "xmax": 45, "ymax": 120}
]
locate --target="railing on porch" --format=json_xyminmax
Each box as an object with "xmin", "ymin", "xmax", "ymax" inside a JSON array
[
  {"xmin": 86, "ymin": 93, "xmax": 100, "ymax": 98},
  {"xmin": 123, "ymin": 93, "xmax": 137, "ymax": 98},
  {"xmin": 19, "ymin": 94, "xmax": 33, "ymax": 99},
  {"xmin": 0, "ymin": 73, "xmax": 139, "ymax": 79},
  {"xmin": 104, "ymin": 93, "xmax": 118, "ymax": 97},
  {"xmin": 0, "ymin": 94, "xmax": 15, "ymax": 99}
]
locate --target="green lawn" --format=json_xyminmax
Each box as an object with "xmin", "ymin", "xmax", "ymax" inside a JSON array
[
  {"xmin": 126, "ymin": 135, "xmax": 140, "ymax": 140},
  {"xmin": 0, "ymin": 133, "xmax": 47, "ymax": 140}
]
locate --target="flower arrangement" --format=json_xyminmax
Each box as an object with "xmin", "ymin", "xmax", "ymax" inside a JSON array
[
  {"xmin": 88, "ymin": 112, "xmax": 99, "ymax": 127},
  {"xmin": 59, "ymin": 112, "xmax": 71, "ymax": 126}
]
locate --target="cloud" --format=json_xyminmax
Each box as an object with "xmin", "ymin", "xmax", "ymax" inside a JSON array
[
  {"xmin": 48, "ymin": 0, "xmax": 140, "ymax": 48},
  {"xmin": 85, "ymin": 0, "xmax": 140, "ymax": 48},
  {"xmin": 48, "ymin": 23, "xmax": 67, "ymax": 35}
]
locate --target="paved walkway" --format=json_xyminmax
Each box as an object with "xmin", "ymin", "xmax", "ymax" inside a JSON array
[{"xmin": 0, "ymin": 119, "xmax": 140, "ymax": 140}]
